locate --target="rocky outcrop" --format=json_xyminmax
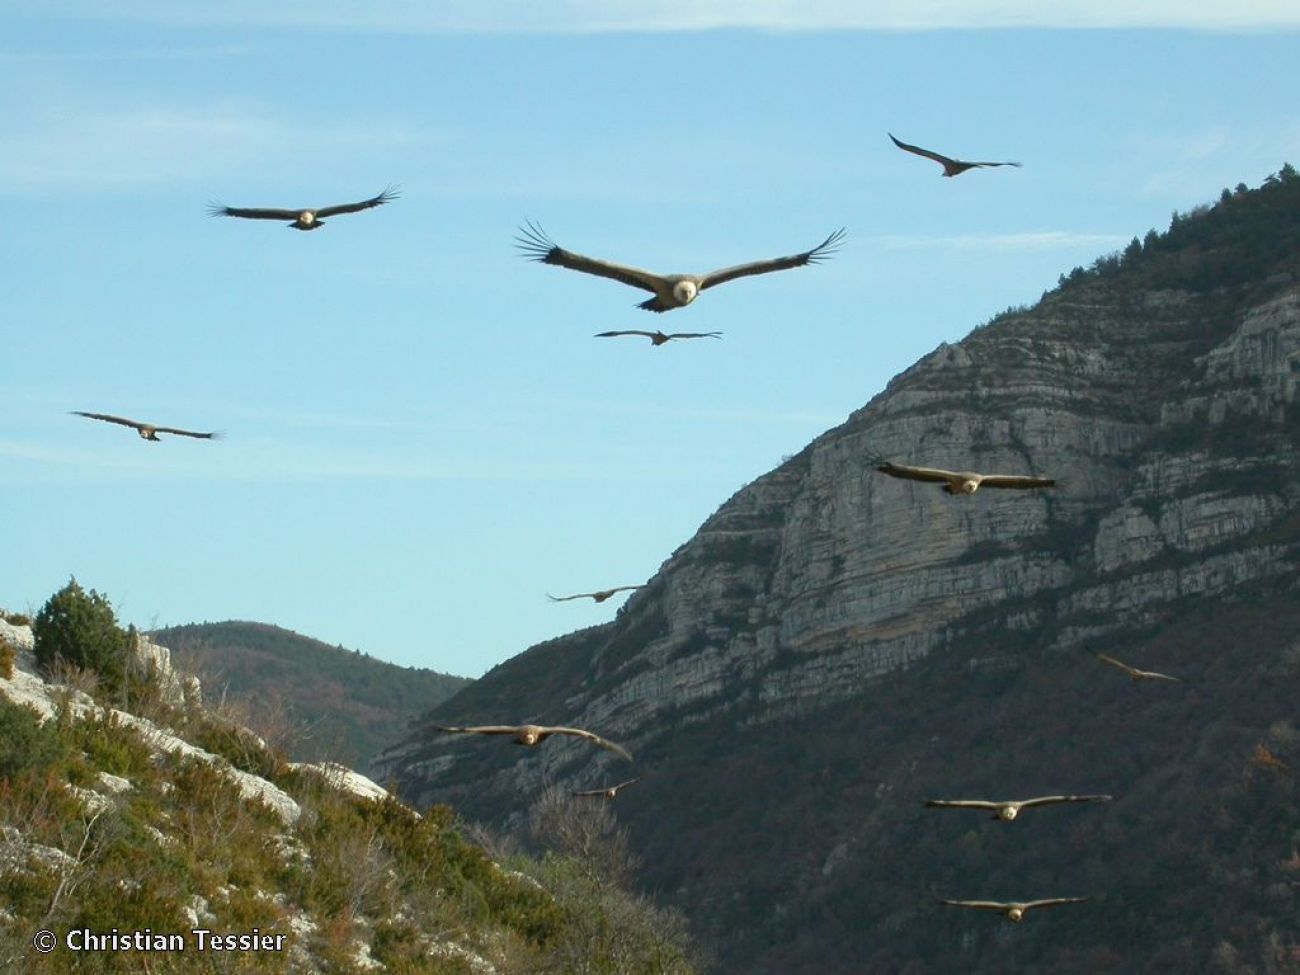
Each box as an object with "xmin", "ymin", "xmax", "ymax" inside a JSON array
[{"xmin": 382, "ymin": 283, "xmax": 1300, "ymax": 810}]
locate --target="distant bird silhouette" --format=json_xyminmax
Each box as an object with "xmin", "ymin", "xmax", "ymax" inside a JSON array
[
  {"xmin": 208, "ymin": 186, "xmax": 398, "ymax": 231},
  {"xmin": 889, "ymin": 133, "xmax": 1021, "ymax": 177},
  {"xmin": 924, "ymin": 794, "xmax": 1113, "ymax": 821},
  {"xmin": 573, "ymin": 778, "xmax": 641, "ymax": 799},
  {"xmin": 937, "ymin": 898, "xmax": 1087, "ymax": 922},
  {"xmin": 595, "ymin": 330, "xmax": 723, "ymax": 346},
  {"xmin": 71, "ymin": 411, "xmax": 220, "ymax": 442},
  {"xmin": 435, "ymin": 724, "xmax": 632, "ymax": 761},
  {"xmin": 1096, "ymin": 653, "xmax": 1181, "ymax": 683},
  {"xmin": 547, "ymin": 586, "xmax": 644, "ymax": 604},
  {"xmin": 517, "ymin": 222, "xmax": 845, "ymax": 312},
  {"xmin": 875, "ymin": 460, "xmax": 1055, "ymax": 495}
]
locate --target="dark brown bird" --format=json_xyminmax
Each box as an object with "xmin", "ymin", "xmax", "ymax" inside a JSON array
[
  {"xmin": 435, "ymin": 724, "xmax": 632, "ymax": 761},
  {"xmin": 71, "ymin": 411, "xmax": 220, "ymax": 442},
  {"xmin": 573, "ymin": 777, "xmax": 641, "ymax": 799},
  {"xmin": 875, "ymin": 460, "xmax": 1055, "ymax": 495},
  {"xmin": 889, "ymin": 133, "xmax": 1021, "ymax": 177},
  {"xmin": 517, "ymin": 222, "xmax": 845, "ymax": 312},
  {"xmin": 1096, "ymin": 653, "xmax": 1181, "ymax": 683},
  {"xmin": 937, "ymin": 898, "xmax": 1087, "ymax": 922},
  {"xmin": 595, "ymin": 330, "xmax": 723, "ymax": 345},
  {"xmin": 924, "ymin": 794, "xmax": 1113, "ymax": 821},
  {"xmin": 547, "ymin": 586, "xmax": 644, "ymax": 604},
  {"xmin": 208, "ymin": 186, "xmax": 398, "ymax": 230}
]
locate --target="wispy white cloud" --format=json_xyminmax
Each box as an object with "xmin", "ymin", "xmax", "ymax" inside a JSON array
[
  {"xmin": 0, "ymin": 43, "xmax": 253, "ymax": 63},
  {"xmin": 0, "ymin": 91, "xmax": 438, "ymax": 192},
  {"xmin": 0, "ymin": 436, "xmax": 717, "ymax": 484},
  {"xmin": 26, "ymin": 0, "xmax": 1300, "ymax": 32},
  {"xmin": 875, "ymin": 231, "xmax": 1130, "ymax": 252},
  {"xmin": 1128, "ymin": 123, "xmax": 1300, "ymax": 199}
]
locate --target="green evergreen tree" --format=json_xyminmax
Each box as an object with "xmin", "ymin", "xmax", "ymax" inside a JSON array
[{"xmin": 32, "ymin": 577, "xmax": 129, "ymax": 697}]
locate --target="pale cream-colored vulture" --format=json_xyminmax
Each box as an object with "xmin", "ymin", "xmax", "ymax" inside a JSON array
[
  {"xmin": 517, "ymin": 222, "xmax": 845, "ymax": 312},
  {"xmin": 71, "ymin": 411, "xmax": 220, "ymax": 442},
  {"xmin": 938, "ymin": 898, "xmax": 1087, "ymax": 922},
  {"xmin": 595, "ymin": 330, "xmax": 723, "ymax": 346},
  {"xmin": 889, "ymin": 133, "xmax": 1021, "ymax": 177},
  {"xmin": 875, "ymin": 460, "xmax": 1055, "ymax": 495},
  {"xmin": 436, "ymin": 724, "xmax": 633, "ymax": 761},
  {"xmin": 208, "ymin": 186, "xmax": 397, "ymax": 231},
  {"xmin": 547, "ymin": 586, "xmax": 644, "ymax": 604},
  {"xmin": 1096, "ymin": 653, "xmax": 1181, "ymax": 683},
  {"xmin": 924, "ymin": 794, "xmax": 1113, "ymax": 821},
  {"xmin": 573, "ymin": 777, "xmax": 641, "ymax": 799}
]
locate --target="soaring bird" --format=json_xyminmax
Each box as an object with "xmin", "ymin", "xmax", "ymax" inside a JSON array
[
  {"xmin": 208, "ymin": 186, "xmax": 398, "ymax": 231},
  {"xmin": 937, "ymin": 898, "xmax": 1087, "ymax": 922},
  {"xmin": 874, "ymin": 460, "xmax": 1055, "ymax": 495},
  {"xmin": 889, "ymin": 133, "xmax": 1021, "ymax": 177},
  {"xmin": 1096, "ymin": 653, "xmax": 1181, "ymax": 683},
  {"xmin": 547, "ymin": 586, "xmax": 644, "ymax": 604},
  {"xmin": 924, "ymin": 794, "xmax": 1113, "ymax": 821},
  {"xmin": 71, "ymin": 411, "xmax": 220, "ymax": 442},
  {"xmin": 435, "ymin": 724, "xmax": 633, "ymax": 761},
  {"xmin": 595, "ymin": 330, "xmax": 723, "ymax": 346},
  {"xmin": 516, "ymin": 222, "xmax": 845, "ymax": 312},
  {"xmin": 573, "ymin": 778, "xmax": 641, "ymax": 799}
]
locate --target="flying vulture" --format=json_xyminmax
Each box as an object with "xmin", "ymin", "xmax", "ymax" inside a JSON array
[
  {"xmin": 208, "ymin": 186, "xmax": 398, "ymax": 231},
  {"xmin": 573, "ymin": 778, "xmax": 641, "ymax": 799},
  {"xmin": 71, "ymin": 411, "xmax": 220, "ymax": 442},
  {"xmin": 547, "ymin": 586, "xmax": 644, "ymax": 604},
  {"xmin": 595, "ymin": 330, "xmax": 723, "ymax": 346},
  {"xmin": 924, "ymin": 794, "xmax": 1113, "ymax": 821},
  {"xmin": 937, "ymin": 898, "xmax": 1087, "ymax": 922},
  {"xmin": 435, "ymin": 724, "xmax": 633, "ymax": 761},
  {"xmin": 516, "ymin": 222, "xmax": 845, "ymax": 312},
  {"xmin": 1096, "ymin": 653, "xmax": 1181, "ymax": 683},
  {"xmin": 874, "ymin": 460, "xmax": 1055, "ymax": 495},
  {"xmin": 889, "ymin": 134, "xmax": 1021, "ymax": 177}
]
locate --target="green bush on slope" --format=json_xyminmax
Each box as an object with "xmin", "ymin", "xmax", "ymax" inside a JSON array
[{"xmin": 32, "ymin": 579, "xmax": 129, "ymax": 701}]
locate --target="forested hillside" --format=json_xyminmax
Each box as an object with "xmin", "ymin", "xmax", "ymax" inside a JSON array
[{"xmin": 153, "ymin": 621, "xmax": 470, "ymax": 775}]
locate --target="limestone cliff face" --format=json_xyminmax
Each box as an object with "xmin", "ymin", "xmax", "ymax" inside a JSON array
[
  {"xmin": 379, "ymin": 173, "xmax": 1300, "ymax": 974},
  {"xmin": 383, "ymin": 256, "xmax": 1299, "ymax": 802}
]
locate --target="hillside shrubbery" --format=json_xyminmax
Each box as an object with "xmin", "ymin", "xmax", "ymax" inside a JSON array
[
  {"xmin": 32, "ymin": 579, "xmax": 129, "ymax": 700},
  {"xmin": 1, "ymin": 584, "xmax": 700, "ymax": 973}
]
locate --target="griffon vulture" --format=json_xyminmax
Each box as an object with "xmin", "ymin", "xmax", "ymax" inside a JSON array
[
  {"xmin": 924, "ymin": 795, "xmax": 1113, "ymax": 821},
  {"xmin": 516, "ymin": 222, "xmax": 845, "ymax": 312},
  {"xmin": 889, "ymin": 134, "xmax": 1021, "ymax": 177},
  {"xmin": 547, "ymin": 586, "xmax": 644, "ymax": 604},
  {"xmin": 875, "ymin": 460, "xmax": 1055, "ymax": 495},
  {"xmin": 937, "ymin": 898, "xmax": 1087, "ymax": 922},
  {"xmin": 71, "ymin": 411, "xmax": 220, "ymax": 442},
  {"xmin": 595, "ymin": 330, "xmax": 723, "ymax": 346},
  {"xmin": 1096, "ymin": 653, "xmax": 1181, "ymax": 683},
  {"xmin": 208, "ymin": 186, "xmax": 398, "ymax": 230},
  {"xmin": 573, "ymin": 778, "xmax": 641, "ymax": 799},
  {"xmin": 435, "ymin": 724, "xmax": 633, "ymax": 761}
]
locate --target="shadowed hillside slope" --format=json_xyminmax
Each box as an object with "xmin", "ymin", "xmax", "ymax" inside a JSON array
[
  {"xmin": 154, "ymin": 621, "xmax": 470, "ymax": 776},
  {"xmin": 379, "ymin": 168, "xmax": 1300, "ymax": 974}
]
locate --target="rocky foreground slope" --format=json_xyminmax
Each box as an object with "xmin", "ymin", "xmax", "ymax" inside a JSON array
[
  {"xmin": 379, "ymin": 170, "xmax": 1300, "ymax": 974},
  {"xmin": 0, "ymin": 617, "xmax": 697, "ymax": 974}
]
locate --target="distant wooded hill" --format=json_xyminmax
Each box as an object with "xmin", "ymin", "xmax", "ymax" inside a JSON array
[{"xmin": 153, "ymin": 621, "xmax": 470, "ymax": 776}]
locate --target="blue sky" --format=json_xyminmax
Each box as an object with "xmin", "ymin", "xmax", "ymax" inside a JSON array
[{"xmin": 2, "ymin": 3, "xmax": 1297, "ymax": 676}]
